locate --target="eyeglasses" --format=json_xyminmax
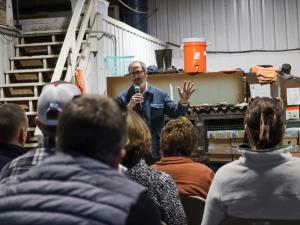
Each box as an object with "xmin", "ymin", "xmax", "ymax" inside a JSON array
[{"xmin": 130, "ymin": 71, "xmax": 144, "ymax": 76}]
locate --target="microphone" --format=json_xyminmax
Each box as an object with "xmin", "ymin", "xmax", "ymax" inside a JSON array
[
  {"xmin": 134, "ymin": 85, "xmax": 140, "ymax": 94},
  {"xmin": 134, "ymin": 85, "xmax": 142, "ymax": 111}
]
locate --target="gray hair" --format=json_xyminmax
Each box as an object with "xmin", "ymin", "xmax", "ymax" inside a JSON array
[{"xmin": 128, "ymin": 61, "xmax": 147, "ymax": 73}]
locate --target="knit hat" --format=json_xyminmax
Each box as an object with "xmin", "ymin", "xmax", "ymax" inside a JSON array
[{"xmin": 37, "ymin": 81, "xmax": 81, "ymax": 126}]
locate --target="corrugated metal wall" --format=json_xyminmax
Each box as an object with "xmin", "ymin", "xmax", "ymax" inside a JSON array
[
  {"xmin": 102, "ymin": 16, "xmax": 167, "ymax": 65},
  {"xmin": 148, "ymin": 0, "xmax": 300, "ymax": 52}
]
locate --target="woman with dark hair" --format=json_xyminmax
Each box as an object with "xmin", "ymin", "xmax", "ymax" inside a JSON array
[
  {"xmin": 122, "ymin": 111, "xmax": 186, "ymax": 225},
  {"xmin": 152, "ymin": 116, "xmax": 214, "ymax": 198},
  {"xmin": 202, "ymin": 97, "xmax": 300, "ymax": 225}
]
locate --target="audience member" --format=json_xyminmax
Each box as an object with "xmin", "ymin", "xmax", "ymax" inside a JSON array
[
  {"xmin": 0, "ymin": 81, "xmax": 81, "ymax": 182},
  {"xmin": 202, "ymin": 97, "xmax": 300, "ymax": 225},
  {"xmin": 116, "ymin": 60, "xmax": 195, "ymax": 161},
  {"xmin": 0, "ymin": 104, "xmax": 27, "ymax": 169},
  {"xmin": 122, "ymin": 111, "xmax": 187, "ymax": 225},
  {"xmin": 0, "ymin": 95, "xmax": 160, "ymax": 225},
  {"xmin": 152, "ymin": 116, "xmax": 214, "ymax": 198}
]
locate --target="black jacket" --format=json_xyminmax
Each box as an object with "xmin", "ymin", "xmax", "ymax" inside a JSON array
[{"xmin": 0, "ymin": 142, "xmax": 26, "ymax": 169}]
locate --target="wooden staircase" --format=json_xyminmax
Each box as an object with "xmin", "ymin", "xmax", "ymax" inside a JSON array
[
  {"xmin": 0, "ymin": 31, "xmax": 67, "ymax": 148},
  {"xmin": 0, "ymin": 0, "xmax": 96, "ymax": 148}
]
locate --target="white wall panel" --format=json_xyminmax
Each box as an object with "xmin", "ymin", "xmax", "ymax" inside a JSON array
[
  {"xmin": 101, "ymin": 16, "xmax": 167, "ymax": 67},
  {"xmin": 226, "ymin": 0, "xmax": 240, "ymax": 51},
  {"xmin": 286, "ymin": 0, "xmax": 299, "ymax": 48},
  {"xmin": 147, "ymin": 0, "xmax": 300, "ymax": 75},
  {"xmin": 148, "ymin": 0, "xmax": 300, "ymax": 51},
  {"xmin": 273, "ymin": 0, "xmax": 287, "ymax": 49},
  {"xmin": 214, "ymin": 0, "xmax": 227, "ymax": 51},
  {"xmin": 166, "ymin": 0, "xmax": 180, "ymax": 44},
  {"xmin": 202, "ymin": 0, "xmax": 216, "ymax": 51},
  {"xmin": 238, "ymin": 0, "xmax": 251, "ymax": 50}
]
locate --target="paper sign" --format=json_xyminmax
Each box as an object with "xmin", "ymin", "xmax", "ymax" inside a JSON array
[
  {"xmin": 286, "ymin": 106, "xmax": 300, "ymax": 120},
  {"xmin": 249, "ymin": 84, "xmax": 271, "ymax": 98},
  {"xmin": 287, "ymin": 88, "xmax": 300, "ymax": 105}
]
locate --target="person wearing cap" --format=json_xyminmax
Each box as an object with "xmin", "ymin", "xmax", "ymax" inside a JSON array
[
  {"xmin": 0, "ymin": 95, "xmax": 161, "ymax": 225},
  {"xmin": 0, "ymin": 104, "xmax": 28, "ymax": 169},
  {"xmin": 116, "ymin": 61, "xmax": 195, "ymax": 162},
  {"xmin": 0, "ymin": 81, "xmax": 81, "ymax": 183}
]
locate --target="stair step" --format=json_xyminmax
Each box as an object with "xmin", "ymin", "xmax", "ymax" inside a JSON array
[
  {"xmin": 26, "ymin": 112, "xmax": 37, "ymax": 116},
  {"xmin": 0, "ymin": 97, "xmax": 38, "ymax": 113},
  {"xmin": 5, "ymin": 68, "xmax": 66, "ymax": 83},
  {"xmin": 0, "ymin": 82, "xmax": 46, "ymax": 87},
  {"xmin": 27, "ymin": 127, "xmax": 36, "ymax": 132},
  {"xmin": 10, "ymin": 55, "xmax": 59, "ymax": 60},
  {"xmin": 16, "ymin": 42, "xmax": 63, "ymax": 48},
  {"xmin": 0, "ymin": 83, "xmax": 46, "ymax": 98},
  {"xmin": 6, "ymin": 68, "xmax": 56, "ymax": 74},
  {"xmin": 21, "ymin": 29, "xmax": 67, "ymax": 36},
  {"xmin": 0, "ymin": 97, "xmax": 39, "ymax": 101},
  {"xmin": 10, "ymin": 55, "xmax": 59, "ymax": 70}
]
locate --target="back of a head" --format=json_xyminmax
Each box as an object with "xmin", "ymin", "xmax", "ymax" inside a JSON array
[
  {"xmin": 0, "ymin": 103, "xmax": 27, "ymax": 144},
  {"xmin": 37, "ymin": 81, "xmax": 81, "ymax": 129},
  {"xmin": 57, "ymin": 95, "xmax": 127, "ymax": 165},
  {"xmin": 246, "ymin": 97, "xmax": 285, "ymax": 150},
  {"xmin": 122, "ymin": 111, "xmax": 151, "ymax": 168},
  {"xmin": 160, "ymin": 116, "xmax": 197, "ymax": 157}
]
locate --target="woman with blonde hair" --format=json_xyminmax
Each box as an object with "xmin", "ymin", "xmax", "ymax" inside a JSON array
[
  {"xmin": 122, "ymin": 111, "xmax": 186, "ymax": 225},
  {"xmin": 202, "ymin": 97, "xmax": 300, "ymax": 225}
]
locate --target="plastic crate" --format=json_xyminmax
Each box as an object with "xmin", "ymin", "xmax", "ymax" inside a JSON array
[{"xmin": 104, "ymin": 56, "xmax": 134, "ymax": 76}]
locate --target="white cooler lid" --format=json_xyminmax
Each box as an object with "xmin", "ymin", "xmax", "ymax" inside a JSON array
[{"xmin": 182, "ymin": 37, "xmax": 206, "ymax": 43}]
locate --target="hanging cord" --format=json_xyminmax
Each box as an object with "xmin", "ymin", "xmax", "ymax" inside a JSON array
[{"xmin": 117, "ymin": 0, "xmax": 157, "ymax": 14}]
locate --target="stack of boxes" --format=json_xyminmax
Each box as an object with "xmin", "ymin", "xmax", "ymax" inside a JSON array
[{"xmin": 207, "ymin": 130, "xmax": 245, "ymax": 154}]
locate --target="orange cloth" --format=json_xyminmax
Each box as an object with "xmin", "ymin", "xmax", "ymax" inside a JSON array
[
  {"xmin": 251, "ymin": 65, "xmax": 279, "ymax": 84},
  {"xmin": 152, "ymin": 156, "xmax": 214, "ymax": 198},
  {"xmin": 74, "ymin": 68, "xmax": 86, "ymax": 93}
]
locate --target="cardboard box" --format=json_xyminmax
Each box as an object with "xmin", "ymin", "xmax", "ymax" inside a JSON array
[
  {"xmin": 208, "ymin": 139, "xmax": 231, "ymax": 148},
  {"xmin": 282, "ymin": 137, "xmax": 298, "ymax": 146},
  {"xmin": 208, "ymin": 146, "xmax": 232, "ymax": 154}
]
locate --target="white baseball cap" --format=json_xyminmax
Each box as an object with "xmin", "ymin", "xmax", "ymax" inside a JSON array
[{"xmin": 37, "ymin": 81, "xmax": 81, "ymax": 126}]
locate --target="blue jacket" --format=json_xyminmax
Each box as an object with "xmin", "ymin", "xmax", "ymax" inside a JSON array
[
  {"xmin": 116, "ymin": 84, "xmax": 187, "ymax": 159},
  {"xmin": 0, "ymin": 151, "xmax": 153, "ymax": 225}
]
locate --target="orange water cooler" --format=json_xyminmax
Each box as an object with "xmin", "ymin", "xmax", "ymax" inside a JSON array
[{"xmin": 183, "ymin": 37, "xmax": 207, "ymax": 73}]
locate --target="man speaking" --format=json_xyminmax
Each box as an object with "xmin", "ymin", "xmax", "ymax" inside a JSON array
[{"xmin": 116, "ymin": 61, "xmax": 195, "ymax": 162}]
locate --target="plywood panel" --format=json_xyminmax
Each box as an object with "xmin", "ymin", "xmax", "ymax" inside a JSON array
[{"xmin": 107, "ymin": 72, "xmax": 245, "ymax": 105}]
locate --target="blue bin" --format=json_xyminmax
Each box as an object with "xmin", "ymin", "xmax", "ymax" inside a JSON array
[{"xmin": 104, "ymin": 56, "xmax": 135, "ymax": 76}]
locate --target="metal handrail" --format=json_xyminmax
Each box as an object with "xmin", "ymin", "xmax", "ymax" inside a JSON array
[{"xmin": 51, "ymin": 0, "xmax": 95, "ymax": 82}]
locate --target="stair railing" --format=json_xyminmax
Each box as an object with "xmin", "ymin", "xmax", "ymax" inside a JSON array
[{"xmin": 51, "ymin": 0, "xmax": 95, "ymax": 82}]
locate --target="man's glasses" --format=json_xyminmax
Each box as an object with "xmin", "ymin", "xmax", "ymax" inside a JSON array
[{"xmin": 130, "ymin": 71, "xmax": 144, "ymax": 76}]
